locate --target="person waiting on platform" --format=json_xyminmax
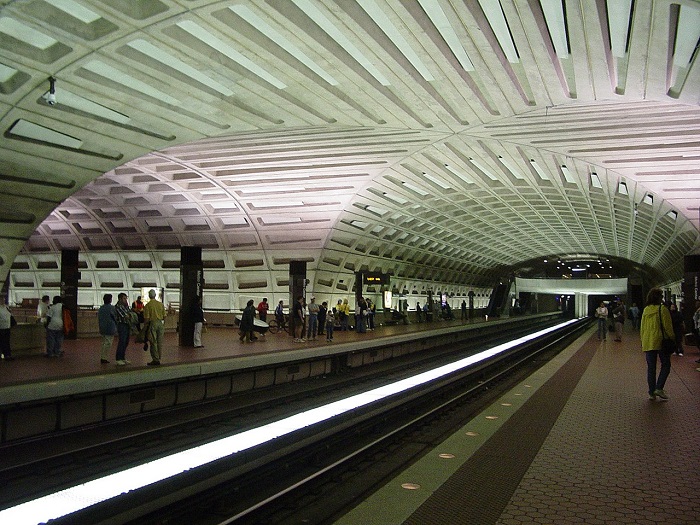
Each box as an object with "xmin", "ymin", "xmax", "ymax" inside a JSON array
[
  {"xmin": 324, "ymin": 305, "xmax": 334, "ymax": 342},
  {"xmin": 239, "ymin": 299, "xmax": 256, "ymax": 343},
  {"xmin": 143, "ymin": 289, "xmax": 166, "ymax": 366},
  {"xmin": 629, "ymin": 302, "xmax": 640, "ymax": 330},
  {"xmin": 37, "ymin": 295, "xmax": 50, "ymax": 325},
  {"xmin": 132, "ymin": 295, "xmax": 144, "ymax": 331},
  {"xmin": 0, "ymin": 295, "xmax": 15, "ymax": 361},
  {"xmin": 612, "ymin": 300, "xmax": 626, "ymax": 342},
  {"xmin": 97, "ymin": 294, "xmax": 117, "ymax": 364},
  {"xmin": 668, "ymin": 303, "xmax": 684, "ymax": 356},
  {"xmin": 640, "ymin": 288, "xmax": 674, "ymax": 400},
  {"xmin": 114, "ymin": 293, "xmax": 132, "ymax": 366},
  {"xmin": 416, "ymin": 301, "xmax": 422, "ymax": 323},
  {"xmin": 275, "ymin": 300, "xmax": 285, "ymax": 331},
  {"xmin": 595, "ymin": 301, "xmax": 608, "ymax": 341},
  {"xmin": 356, "ymin": 297, "xmax": 368, "ymax": 333},
  {"xmin": 257, "ymin": 297, "xmax": 269, "ymax": 324},
  {"xmin": 306, "ymin": 296, "xmax": 320, "ymax": 341},
  {"xmin": 45, "ymin": 296, "xmax": 64, "ymax": 358},
  {"xmin": 317, "ymin": 300, "xmax": 327, "ymax": 336},
  {"xmin": 293, "ymin": 296, "xmax": 306, "ymax": 342},
  {"xmin": 338, "ymin": 299, "xmax": 350, "ymax": 331},
  {"xmin": 193, "ymin": 296, "xmax": 205, "ymax": 348}
]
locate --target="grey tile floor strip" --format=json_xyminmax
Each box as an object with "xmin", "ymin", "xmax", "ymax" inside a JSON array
[{"xmin": 403, "ymin": 337, "xmax": 598, "ymax": 525}]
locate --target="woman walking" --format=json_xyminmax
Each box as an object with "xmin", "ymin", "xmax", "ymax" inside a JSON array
[{"xmin": 640, "ymin": 288, "xmax": 674, "ymax": 400}]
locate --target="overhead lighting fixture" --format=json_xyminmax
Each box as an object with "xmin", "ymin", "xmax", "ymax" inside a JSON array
[
  {"xmin": 358, "ymin": 0, "xmax": 434, "ymax": 81},
  {"xmin": 498, "ymin": 156, "xmax": 525, "ymax": 180},
  {"xmin": 590, "ymin": 172, "xmax": 602, "ymax": 189},
  {"xmin": 229, "ymin": 5, "xmax": 338, "ymax": 86},
  {"xmin": 418, "ymin": 0, "xmax": 475, "ymax": 71},
  {"xmin": 423, "ymin": 172, "xmax": 451, "ymax": 189},
  {"xmin": 292, "ymin": 0, "xmax": 391, "ymax": 85},
  {"xmin": 539, "ymin": 0, "xmax": 569, "ymax": 58},
  {"xmin": 560, "ymin": 165, "xmax": 576, "ymax": 183},
  {"xmin": 618, "ymin": 181, "xmax": 628, "ymax": 195},
  {"xmin": 401, "ymin": 181, "xmax": 429, "ymax": 196},
  {"xmin": 444, "ymin": 164, "xmax": 474, "ymax": 184},
  {"xmin": 673, "ymin": 4, "xmax": 700, "ymax": 67},
  {"xmin": 176, "ymin": 21, "xmax": 286, "ymax": 89},
  {"xmin": 666, "ymin": 210, "xmax": 678, "ymax": 220},
  {"xmin": 643, "ymin": 194, "xmax": 653, "ymax": 205},
  {"xmin": 606, "ymin": 0, "xmax": 633, "ymax": 58},
  {"xmin": 469, "ymin": 158, "xmax": 498, "ymax": 181},
  {"xmin": 529, "ymin": 159, "xmax": 550, "ymax": 180},
  {"xmin": 477, "ymin": 0, "xmax": 519, "ymax": 62}
]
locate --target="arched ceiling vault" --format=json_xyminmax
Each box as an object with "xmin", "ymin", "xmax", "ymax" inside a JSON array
[{"xmin": 1, "ymin": 0, "xmax": 699, "ymax": 290}]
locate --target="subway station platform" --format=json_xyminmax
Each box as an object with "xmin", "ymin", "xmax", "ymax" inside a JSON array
[
  {"xmin": 1, "ymin": 318, "xmax": 698, "ymax": 524},
  {"xmin": 336, "ymin": 325, "xmax": 700, "ymax": 525}
]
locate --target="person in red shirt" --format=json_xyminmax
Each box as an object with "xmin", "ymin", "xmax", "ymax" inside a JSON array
[{"xmin": 257, "ymin": 298, "xmax": 269, "ymax": 323}]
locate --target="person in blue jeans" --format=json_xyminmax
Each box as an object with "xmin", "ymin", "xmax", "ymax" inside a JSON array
[
  {"xmin": 114, "ymin": 293, "xmax": 132, "ymax": 366},
  {"xmin": 595, "ymin": 301, "xmax": 608, "ymax": 341}
]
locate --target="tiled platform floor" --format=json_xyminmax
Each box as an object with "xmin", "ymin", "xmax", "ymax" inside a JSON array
[
  {"xmin": 336, "ymin": 325, "xmax": 700, "ymax": 525},
  {"xmin": 0, "ymin": 316, "xmax": 473, "ymax": 389}
]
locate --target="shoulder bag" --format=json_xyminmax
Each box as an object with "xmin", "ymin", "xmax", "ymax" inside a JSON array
[{"xmin": 659, "ymin": 305, "xmax": 676, "ymax": 355}]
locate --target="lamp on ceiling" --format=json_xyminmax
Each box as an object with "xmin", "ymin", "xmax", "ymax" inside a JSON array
[{"xmin": 45, "ymin": 77, "xmax": 57, "ymax": 106}]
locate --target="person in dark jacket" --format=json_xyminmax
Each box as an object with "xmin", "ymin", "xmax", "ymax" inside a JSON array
[
  {"xmin": 668, "ymin": 303, "xmax": 684, "ymax": 356},
  {"xmin": 97, "ymin": 294, "xmax": 117, "ymax": 364},
  {"xmin": 239, "ymin": 299, "xmax": 256, "ymax": 343}
]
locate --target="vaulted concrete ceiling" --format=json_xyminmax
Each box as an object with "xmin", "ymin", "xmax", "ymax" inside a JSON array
[{"xmin": 1, "ymin": 0, "xmax": 699, "ymax": 290}]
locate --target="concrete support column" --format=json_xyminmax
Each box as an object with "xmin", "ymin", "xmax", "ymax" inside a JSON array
[
  {"xmin": 289, "ymin": 261, "xmax": 307, "ymax": 337},
  {"xmin": 179, "ymin": 247, "xmax": 203, "ymax": 347},
  {"xmin": 61, "ymin": 249, "xmax": 79, "ymax": 339}
]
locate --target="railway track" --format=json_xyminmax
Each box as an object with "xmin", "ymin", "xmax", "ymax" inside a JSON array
[{"xmin": 0, "ymin": 316, "xmax": 588, "ymax": 525}]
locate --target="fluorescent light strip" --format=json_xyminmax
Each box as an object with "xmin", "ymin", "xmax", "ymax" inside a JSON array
[
  {"xmin": 560, "ymin": 165, "xmax": 576, "ymax": 184},
  {"xmin": 0, "ymin": 17, "xmax": 56, "ymax": 50},
  {"xmin": 529, "ymin": 159, "xmax": 550, "ymax": 181},
  {"xmin": 418, "ymin": 0, "xmax": 475, "ymax": 71},
  {"xmin": 127, "ymin": 40, "xmax": 234, "ymax": 96},
  {"xmin": 229, "ymin": 5, "xmax": 339, "ymax": 86},
  {"xmin": 477, "ymin": 0, "xmax": 519, "ymax": 63},
  {"xmin": 9, "ymin": 120, "xmax": 83, "ymax": 149},
  {"xmin": 52, "ymin": 0, "xmax": 101, "ymax": 24},
  {"xmin": 83, "ymin": 61, "xmax": 181, "ymax": 106},
  {"xmin": 358, "ymin": 0, "xmax": 434, "ymax": 81},
  {"xmin": 59, "ymin": 91, "xmax": 131, "ymax": 124},
  {"xmin": 606, "ymin": 0, "xmax": 633, "ymax": 58},
  {"xmin": 498, "ymin": 156, "xmax": 525, "ymax": 180},
  {"xmin": 176, "ymin": 21, "xmax": 287, "ymax": 89},
  {"xmin": 469, "ymin": 158, "xmax": 499, "ymax": 181},
  {"xmin": 444, "ymin": 164, "xmax": 475, "ymax": 184},
  {"xmin": 0, "ymin": 319, "xmax": 576, "ymax": 525},
  {"xmin": 293, "ymin": 0, "xmax": 391, "ymax": 85},
  {"xmin": 382, "ymin": 192, "xmax": 409, "ymax": 205},
  {"xmin": 617, "ymin": 181, "xmax": 628, "ymax": 195},
  {"xmin": 539, "ymin": 0, "xmax": 569, "ymax": 58},
  {"xmin": 590, "ymin": 172, "xmax": 602, "ymax": 189},
  {"xmin": 674, "ymin": 4, "xmax": 700, "ymax": 67},
  {"xmin": 423, "ymin": 172, "xmax": 451, "ymax": 189},
  {"xmin": 402, "ymin": 181, "xmax": 429, "ymax": 196}
]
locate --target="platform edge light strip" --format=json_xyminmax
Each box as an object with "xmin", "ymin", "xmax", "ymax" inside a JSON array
[{"xmin": 0, "ymin": 319, "xmax": 577, "ymax": 524}]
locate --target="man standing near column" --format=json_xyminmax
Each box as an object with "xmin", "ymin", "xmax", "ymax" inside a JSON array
[
  {"xmin": 143, "ymin": 289, "xmax": 166, "ymax": 366},
  {"xmin": 114, "ymin": 293, "xmax": 132, "ymax": 366}
]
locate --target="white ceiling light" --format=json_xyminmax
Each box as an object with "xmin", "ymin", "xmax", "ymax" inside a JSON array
[
  {"xmin": 498, "ymin": 156, "xmax": 525, "ymax": 180},
  {"xmin": 560, "ymin": 165, "xmax": 576, "ymax": 184},
  {"xmin": 606, "ymin": 0, "xmax": 633, "ymax": 58},
  {"xmin": 176, "ymin": 21, "xmax": 286, "ymax": 89},
  {"xmin": 469, "ymin": 158, "xmax": 499, "ymax": 181},
  {"xmin": 529, "ymin": 159, "xmax": 550, "ymax": 180},
  {"xmin": 358, "ymin": 0, "xmax": 434, "ymax": 81},
  {"xmin": 126, "ymin": 40, "xmax": 234, "ymax": 96},
  {"xmin": 539, "ymin": 0, "xmax": 569, "ymax": 58},
  {"xmin": 418, "ymin": 0, "xmax": 475, "ymax": 71},
  {"xmin": 0, "ymin": 17, "xmax": 56, "ymax": 49},
  {"xmin": 444, "ymin": 164, "xmax": 475, "ymax": 184},
  {"xmin": 423, "ymin": 172, "xmax": 451, "ymax": 189},
  {"xmin": 293, "ymin": 0, "xmax": 391, "ymax": 85},
  {"xmin": 673, "ymin": 4, "xmax": 700, "ymax": 67},
  {"xmin": 590, "ymin": 172, "xmax": 602, "ymax": 189},
  {"xmin": 229, "ymin": 5, "xmax": 338, "ymax": 86},
  {"xmin": 477, "ymin": 0, "xmax": 519, "ymax": 63},
  {"xmin": 618, "ymin": 181, "xmax": 628, "ymax": 195}
]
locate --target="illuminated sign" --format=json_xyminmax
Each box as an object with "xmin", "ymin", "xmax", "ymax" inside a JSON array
[{"xmin": 364, "ymin": 272, "xmax": 388, "ymax": 285}]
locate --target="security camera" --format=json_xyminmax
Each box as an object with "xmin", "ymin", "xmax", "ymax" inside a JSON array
[{"xmin": 46, "ymin": 76, "xmax": 57, "ymax": 106}]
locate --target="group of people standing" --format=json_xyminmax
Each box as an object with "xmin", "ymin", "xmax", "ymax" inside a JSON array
[{"xmin": 97, "ymin": 289, "xmax": 166, "ymax": 366}]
